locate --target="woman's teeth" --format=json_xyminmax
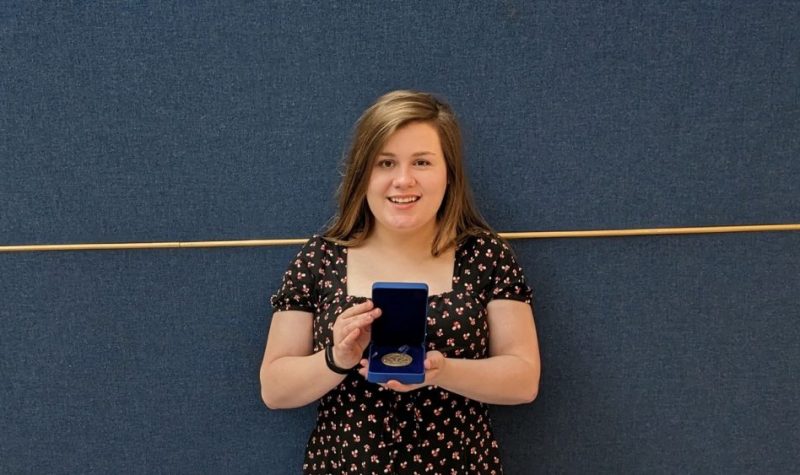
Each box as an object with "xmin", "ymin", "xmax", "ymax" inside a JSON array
[{"xmin": 388, "ymin": 196, "xmax": 419, "ymax": 204}]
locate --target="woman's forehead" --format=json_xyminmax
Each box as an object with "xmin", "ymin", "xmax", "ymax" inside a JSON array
[{"xmin": 379, "ymin": 122, "xmax": 442, "ymax": 155}]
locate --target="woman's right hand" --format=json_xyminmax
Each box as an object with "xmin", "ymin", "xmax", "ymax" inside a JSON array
[{"xmin": 331, "ymin": 300, "xmax": 381, "ymax": 369}]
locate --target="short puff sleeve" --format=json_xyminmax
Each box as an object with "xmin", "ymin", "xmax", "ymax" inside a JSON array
[
  {"xmin": 488, "ymin": 236, "xmax": 533, "ymax": 305},
  {"xmin": 269, "ymin": 237, "xmax": 322, "ymax": 314}
]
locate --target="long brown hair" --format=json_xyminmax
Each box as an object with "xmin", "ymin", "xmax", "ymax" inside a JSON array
[{"xmin": 323, "ymin": 90, "xmax": 491, "ymax": 256}]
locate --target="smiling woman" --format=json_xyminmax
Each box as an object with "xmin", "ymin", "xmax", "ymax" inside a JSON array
[
  {"xmin": 259, "ymin": 90, "xmax": 541, "ymax": 474},
  {"xmin": 323, "ymin": 90, "xmax": 489, "ymax": 258},
  {"xmin": 365, "ymin": 122, "xmax": 448, "ymax": 241}
]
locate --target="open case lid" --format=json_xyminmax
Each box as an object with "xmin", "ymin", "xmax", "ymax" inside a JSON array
[{"xmin": 371, "ymin": 282, "xmax": 428, "ymax": 346}]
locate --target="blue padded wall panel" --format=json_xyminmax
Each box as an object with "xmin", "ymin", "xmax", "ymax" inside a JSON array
[
  {"xmin": 2, "ymin": 1, "xmax": 799, "ymax": 473},
  {"xmin": 0, "ymin": 247, "xmax": 314, "ymax": 474},
  {"xmin": 495, "ymin": 232, "xmax": 800, "ymax": 474},
  {"xmin": 2, "ymin": 2, "xmax": 799, "ymax": 244},
  {"xmin": 2, "ymin": 233, "xmax": 799, "ymax": 473}
]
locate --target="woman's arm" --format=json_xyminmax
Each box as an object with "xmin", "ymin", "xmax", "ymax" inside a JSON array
[
  {"xmin": 259, "ymin": 310, "xmax": 341, "ymax": 409},
  {"xmin": 369, "ymin": 299, "xmax": 540, "ymax": 405},
  {"xmin": 260, "ymin": 301, "xmax": 380, "ymax": 409}
]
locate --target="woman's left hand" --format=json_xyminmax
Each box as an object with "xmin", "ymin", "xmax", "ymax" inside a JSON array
[{"xmin": 358, "ymin": 350, "xmax": 446, "ymax": 392}]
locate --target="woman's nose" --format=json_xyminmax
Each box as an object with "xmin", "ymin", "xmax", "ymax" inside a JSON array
[{"xmin": 393, "ymin": 165, "xmax": 416, "ymax": 187}]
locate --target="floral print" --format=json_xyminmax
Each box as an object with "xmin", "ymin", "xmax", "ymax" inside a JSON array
[{"xmin": 271, "ymin": 232, "xmax": 532, "ymax": 474}]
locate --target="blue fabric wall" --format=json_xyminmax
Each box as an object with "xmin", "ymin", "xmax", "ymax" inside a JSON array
[{"xmin": 2, "ymin": 2, "xmax": 798, "ymax": 473}]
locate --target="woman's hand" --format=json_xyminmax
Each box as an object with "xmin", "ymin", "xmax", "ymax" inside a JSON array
[
  {"xmin": 331, "ymin": 300, "xmax": 381, "ymax": 369},
  {"xmin": 357, "ymin": 350, "xmax": 446, "ymax": 392}
]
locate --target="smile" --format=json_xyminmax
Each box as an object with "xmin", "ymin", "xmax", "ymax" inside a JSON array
[{"xmin": 387, "ymin": 196, "xmax": 420, "ymax": 204}]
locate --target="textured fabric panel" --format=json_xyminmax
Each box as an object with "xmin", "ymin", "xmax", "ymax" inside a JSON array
[
  {"xmin": 2, "ymin": 2, "xmax": 798, "ymax": 244},
  {"xmin": 2, "ymin": 1, "xmax": 799, "ymax": 473},
  {"xmin": 2, "ymin": 234, "xmax": 799, "ymax": 473},
  {"xmin": 496, "ymin": 232, "xmax": 800, "ymax": 474}
]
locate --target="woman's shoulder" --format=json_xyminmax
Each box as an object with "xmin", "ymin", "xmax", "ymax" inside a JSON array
[
  {"xmin": 299, "ymin": 234, "xmax": 328, "ymax": 246},
  {"xmin": 458, "ymin": 229, "xmax": 507, "ymax": 252},
  {"xmin": 457, "ymin": 229, "xmax": 524, "ymax": 271},
  {"xmin": 294, "ymin": 234, "xmax": 346, "ymax": 262}
]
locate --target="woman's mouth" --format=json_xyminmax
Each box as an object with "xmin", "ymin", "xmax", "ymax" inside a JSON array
[{"xmin": 387, "ymin": 196, "xmax": 420, "ymax": 204}]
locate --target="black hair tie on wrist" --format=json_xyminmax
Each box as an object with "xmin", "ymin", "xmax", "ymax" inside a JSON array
[{"xmin": 325, "ymin": 344, "xmax": 357, "ymax": 375}]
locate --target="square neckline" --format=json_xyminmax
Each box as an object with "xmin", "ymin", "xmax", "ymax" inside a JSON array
[{"xmin": 342, "ymin": 240, "xmax": 462, "ymax": 300}]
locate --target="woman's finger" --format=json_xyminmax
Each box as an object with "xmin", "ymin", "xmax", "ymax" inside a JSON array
[
  {"xmin": 338, "ymin": 327, "xmax": 361, "ymax": 350},
  {"xmin": 341, "ymin": 312, "xmax": 378, "ymax": 336},
  {"xmin": 338, "ymin": 319, "xmax": 360, "ymax": 338},
  {"xmin": 424, "ymin": 351, "xmax": 444, "ymax": 370},
  {"xmin": 384, "ymin": 380, "xmax": 420, "ymax": 392},
  {"xmin": 338, "ymin": 300, "xmax": 374, "ymax": 319}
]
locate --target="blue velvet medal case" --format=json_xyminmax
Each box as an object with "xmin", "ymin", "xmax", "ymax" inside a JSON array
[{"xmin": 367, "ymin": 282, "xmax": 428, "ymax": 384}]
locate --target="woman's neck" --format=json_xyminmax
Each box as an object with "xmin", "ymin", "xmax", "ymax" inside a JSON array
[{"xmin": 366, "ymin": 223, "xmax": 438, "ymax": 258}]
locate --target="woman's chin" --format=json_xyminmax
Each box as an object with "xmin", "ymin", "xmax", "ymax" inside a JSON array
[{"xmin": 379, "ymin": 218, "xmax": 433, "ymax": 235}]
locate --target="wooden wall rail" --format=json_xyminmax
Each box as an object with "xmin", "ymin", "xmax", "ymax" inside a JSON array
[{"xmin": 1, "ymin": 224, "xmax": 799, "ymax": 253}]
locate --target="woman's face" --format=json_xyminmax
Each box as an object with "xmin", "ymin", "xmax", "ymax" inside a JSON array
[{"xmin": 365, "ymin": 121, "xmax": 448, "ymax": 238}]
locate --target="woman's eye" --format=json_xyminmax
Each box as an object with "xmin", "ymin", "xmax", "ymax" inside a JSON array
[
  {"xmin": 414, "ymin": 159, "xmax": 431, "ymax": 167},
  {"xmin": 376, "ymin": 160, "xmax": 394, "ymax": 169}
]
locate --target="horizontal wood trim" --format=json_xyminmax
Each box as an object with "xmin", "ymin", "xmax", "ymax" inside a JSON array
[{"xmin": 2, "ymin": 224, "xmax": 799, "ymax": 253}]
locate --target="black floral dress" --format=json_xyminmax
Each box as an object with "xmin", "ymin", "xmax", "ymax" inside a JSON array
[{"xmin": 270, "ymin": 231, "xmax": 533, "ymax": 475}]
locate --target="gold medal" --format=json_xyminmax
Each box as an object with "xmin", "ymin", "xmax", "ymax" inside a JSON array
[{"xmin": 381, "ymin": 352, "xmax": 413, "ymax": 367}]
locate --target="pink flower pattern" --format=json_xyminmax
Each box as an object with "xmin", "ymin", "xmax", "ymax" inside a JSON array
[{"xmin": 271, "ymin": 232, "xmax": 532, "ymax": 474}]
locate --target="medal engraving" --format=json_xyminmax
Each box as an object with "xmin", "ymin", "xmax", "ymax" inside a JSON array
[{"xmin": 381, "ymin": 352, "xmax": 413, "ymax": 367}]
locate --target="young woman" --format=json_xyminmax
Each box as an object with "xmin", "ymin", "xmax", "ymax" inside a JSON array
[{"xmin": 260, "ymin": 90, "xmax": 540, "ymax": 474}]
